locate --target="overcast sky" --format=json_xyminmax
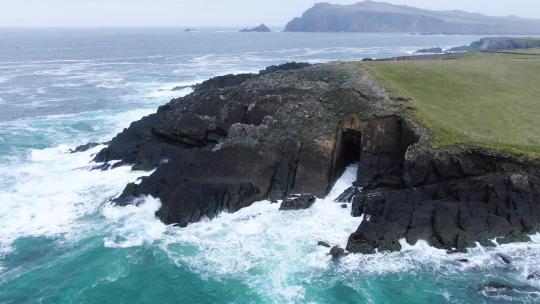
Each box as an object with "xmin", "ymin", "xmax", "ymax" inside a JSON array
[{"xmin": 1, "ymin": 0, "xmax": 540, "ymax": 27}]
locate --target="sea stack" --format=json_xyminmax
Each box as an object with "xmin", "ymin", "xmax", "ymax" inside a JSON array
[{"xmin": 240, "ymin": 24, "xmax": 271, "ymax": 32}]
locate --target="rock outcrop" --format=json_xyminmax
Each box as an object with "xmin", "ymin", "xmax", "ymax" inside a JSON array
[
  {"xmin": 96, "ymin": 62, "xmax": 396, "ymax": 227},
  {"xmin": 96, "ymin": 61, "xmax": 540, "ymax": 254},
  {"xmin": 284, "ymin": 1, "xmax": 540, "ymax": 34},
  {"xmin": 240, "ymin": 24, "xmax": 271, "ymax": 32},
  {"xmin": 346, "ymin": 149, "xmax": 540, "ymax": 253},
  {"xmin": 414, "ymin": 47, "xmax": 444, "ymax": 54},
  {"xmin": 280, "ymin": 194, "xmax": 316, "ymax": 210}
]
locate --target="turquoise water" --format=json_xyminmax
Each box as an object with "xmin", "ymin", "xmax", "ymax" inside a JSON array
[{"xmin": 0, "ymin": 28, "xmax": 539, "ymax": 303}]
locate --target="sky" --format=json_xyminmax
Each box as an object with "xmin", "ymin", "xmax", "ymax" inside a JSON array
[{"xmin": 0, "ymin": 0, "xmax": 540, "ymax": 27}]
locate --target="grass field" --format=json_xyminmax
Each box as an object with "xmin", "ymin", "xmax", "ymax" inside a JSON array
[{"xmin": 365, "ymin": 51, "xmax": 540, "ymax": 157}]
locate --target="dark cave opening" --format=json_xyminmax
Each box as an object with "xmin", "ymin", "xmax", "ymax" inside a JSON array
[{"xmin": 332, "ymin": 129, "xmax": 362, "ymax": 184}]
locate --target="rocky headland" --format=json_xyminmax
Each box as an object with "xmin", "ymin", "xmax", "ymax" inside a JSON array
[
  {"xmin": 94, "ymin": 61, "xmax": 540, "ymax": 254},
  {"xmin": 284, "ymin": 1, "xmax": 540, "ymax": 35}
]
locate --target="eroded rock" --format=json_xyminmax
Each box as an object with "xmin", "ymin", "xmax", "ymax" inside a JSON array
[{"xmin": 94, "ymin": 61, "xmax": 540, "ymax": 252}]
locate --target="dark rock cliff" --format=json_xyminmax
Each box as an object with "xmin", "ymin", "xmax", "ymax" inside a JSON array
[
  {"xmin": 95, "ymin": 61, "xmax": 540, "ymax": 253},
  {"xmin": 96, "ymin": 62, "xmax": 397, "ymax": 227},
  {"xmin": 346, "ymin": 149, "xmax": 540, "ymax": 253}
]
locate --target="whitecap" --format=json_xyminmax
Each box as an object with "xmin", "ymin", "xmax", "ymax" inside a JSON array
[{"xmin": 0, "ymin": 144, "xmax": 148, "ymax": 256}]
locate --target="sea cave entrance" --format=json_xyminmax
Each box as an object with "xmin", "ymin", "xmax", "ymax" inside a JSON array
[{"xmin": 331, "ymin": 129, "xmax": 362, "ymax": 184}]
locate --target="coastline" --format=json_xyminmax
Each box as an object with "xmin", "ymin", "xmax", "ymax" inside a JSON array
[{"xmin": 92, "ymin": 53, "xmax": 540, "ymax": 255}]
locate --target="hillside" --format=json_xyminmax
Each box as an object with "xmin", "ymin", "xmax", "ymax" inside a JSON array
[
  {"xmin": 366, "ymin": 51, "xmax": 540, "ymax": 157},
  {"xmin": 284, "ymin": 1, "xmax": 540, "ymax": 34}
]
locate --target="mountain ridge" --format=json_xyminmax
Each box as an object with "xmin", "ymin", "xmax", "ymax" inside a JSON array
[{"xmin": 285, "ymin": 1, "xmax": 540, "ymax": 34}]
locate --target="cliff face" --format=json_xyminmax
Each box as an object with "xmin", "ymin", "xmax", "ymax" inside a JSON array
[
  {"xmin": 94, "ymin": 62, "xmax": 540, "ymax": 253},
  {"xmin": 96, "ymin": 62, "xmax": 398, "ymax": 227},
  {"xmin": 284, "ymin": 2, "xmax": 540, "ymax": 34},
  {"xmin": 346, "ymin": 149, "xmax": 540, "ymax": 253}
]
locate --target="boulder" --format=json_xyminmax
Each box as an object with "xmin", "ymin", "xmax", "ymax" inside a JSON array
[
  {"xmin": 317, "ymin": 241, "xmax": 331, "ymax": 248},
  {"xmin": 280, "ymin": 194, "xmax": 316, "ymax": 211},
  {"xmin": 329, "ymin": 246, "xmax": 345, "ymax": 259},
  {"xmin": 497, "ymin": 253, "xmax": 513, "ymax": 264}
]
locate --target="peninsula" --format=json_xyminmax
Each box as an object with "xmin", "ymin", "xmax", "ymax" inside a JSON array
[
  {"xmin": 284, "ymin": 1, "xmax": 540, "ymax": 34},
  {"xmin": 93, "ymin": 49, "xmax": 540, "ymax": 254}
]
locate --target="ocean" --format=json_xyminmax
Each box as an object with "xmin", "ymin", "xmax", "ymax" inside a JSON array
[{"xmin": 0, "ymin": 28, "xmax": 538, "ymax": 303}]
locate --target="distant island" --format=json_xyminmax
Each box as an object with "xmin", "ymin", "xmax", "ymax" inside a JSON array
[
  {"xmin": 240, "ymin": 24, "xmax": 271, "ymax": 32},
  {"xmin": 284, "ymin": 1, "xmax": 540, "ymax": 34}
]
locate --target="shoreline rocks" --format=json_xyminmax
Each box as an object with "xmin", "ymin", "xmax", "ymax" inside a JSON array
[
  {"xmin": 449, "ymin": 37, "xmax": 540, "ymax": 52},
  {"xmin": 95, "ymin": 61, "xmax": 540, "ymax": 253},
  {"xmin": 414, "ymin": 47, "xmax": 444, "ymax": 54}
]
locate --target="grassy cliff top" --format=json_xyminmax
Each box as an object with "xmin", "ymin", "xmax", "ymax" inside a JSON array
[{"xmin": 365, "ymin": 51, "xmax": 540, "ymax": 158}]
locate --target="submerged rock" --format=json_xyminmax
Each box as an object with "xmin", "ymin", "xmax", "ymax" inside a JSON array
[
  {"xmin": 280, "ymin": 194, "xmax": 316, "ymax": 211},
  {"xmin": 497, "ymin": 253, "xmax": 513, "ymax": 264},
  {"xmin": 335, "ymin": 185, "xmax": 361, "ymax": 203},
  {"xmin": 317, "ymin": 241, "xmax": 331, "ymax": 248},
  {"xmin": 70, "ymin": 142, "xmax": 100, "ymax": 153},
  {"xmin": 447, "ymin": 248, "xmax": 468, "ymax": 254},
  {"xmin": 480, "ymin": 282, "xmax": 540, "ymax": 296},
  {"xmin": 329, "ymin": 246, "xmax": 345, "ymax": 259}
]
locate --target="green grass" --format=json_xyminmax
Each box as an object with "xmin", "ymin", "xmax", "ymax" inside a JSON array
[{"xmin": 365, "ymin": 52, "xmax": 540, "ymax": 158}]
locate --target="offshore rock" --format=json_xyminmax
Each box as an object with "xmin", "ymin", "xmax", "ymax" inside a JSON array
[
  {"xmin": 70, "ymin": 142, "xmax": 100, "ymax": 153},
  {"xmin": 240, "ymin": 24, "xmax": 271, "ymax": 32},
  {"xmin": 317, "ymin": 241, "xmax": 331, "ymax": 248},
  {"xmin": 329, "ymin": 246, "xmax": 346, "ymax": 259}
]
